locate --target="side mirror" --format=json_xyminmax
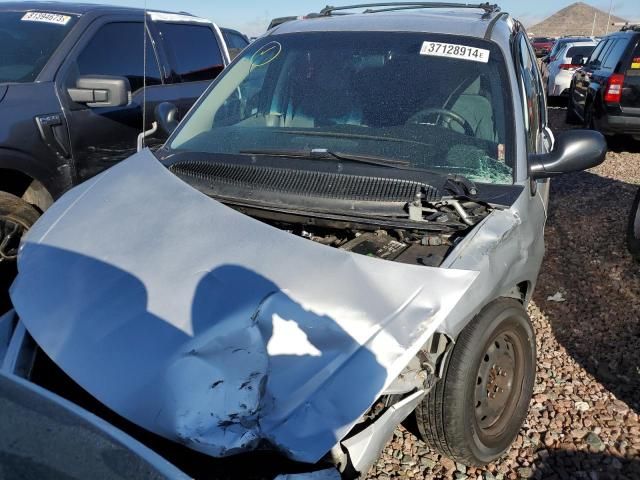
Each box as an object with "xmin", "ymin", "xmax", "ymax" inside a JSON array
[
  {"xmin": 529, "ymin": 130, "xmax": 606, "ymax": 179},
  {"xmin": 155, "ymin": 102, "xmax": 179, "ymax": 137},
  {"xmin": 68, "ymin": 75, "xmax": 130, "ymax": 108},
  {"xmin": 571, "ymin": 55, "xmax": 587, "ymax": 66}
]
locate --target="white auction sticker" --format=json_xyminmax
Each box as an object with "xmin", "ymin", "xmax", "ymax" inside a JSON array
[
  {"xmin": 420, "ymin": 41, "xmax": 490, "ymax": 63},
  {"xmin": 22, "ymin": 12, "xmax": 71, "ymax": 25}
]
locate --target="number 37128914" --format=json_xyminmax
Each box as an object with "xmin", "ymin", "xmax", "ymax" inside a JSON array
[{"xmin": 420, "ymin": 41, "xmax": 490, "ymax": 64}]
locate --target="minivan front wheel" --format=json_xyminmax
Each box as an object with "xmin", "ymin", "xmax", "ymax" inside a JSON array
[{"xmin": 415, "ymin": 298, "xmax": 536, "ymax": 466}]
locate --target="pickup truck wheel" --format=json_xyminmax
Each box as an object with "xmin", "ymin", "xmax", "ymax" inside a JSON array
[
  {"xmin": 414, "ymin": 298, "xmax": 536, "ymax": 466},
  {"xmin": 0, "ymin": 191, "xmax": 40, "ymax": 263},
  {"xmin": 627, "ymin": 187, "xmax": 640, "ymax": 261}
]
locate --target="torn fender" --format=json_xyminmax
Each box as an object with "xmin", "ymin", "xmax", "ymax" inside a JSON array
[{"xmin": 11, "ymin": 150, "xmax": 478, "ymax": 463}]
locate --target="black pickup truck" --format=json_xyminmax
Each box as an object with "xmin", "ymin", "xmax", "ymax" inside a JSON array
[
  {"xmin": 567, "ymin": 26, "xmax": 640, "ymax": 138},
  {"xmin": 0, "ymin": 2, "xmax": 230, "ymax": 305}
]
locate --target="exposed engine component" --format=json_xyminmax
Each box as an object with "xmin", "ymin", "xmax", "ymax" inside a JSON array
[
  {"xmin": 339, "ymin": 232, "xmax": 450, "ymax": 267},
  {"xmin": 251, "ymin": 198, "xmax": 492, "ymax": 268}
]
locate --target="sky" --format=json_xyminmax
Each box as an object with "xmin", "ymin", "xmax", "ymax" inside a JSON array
[{"xmin": 7, "ymin": 1, "xmax": 636, "ymax": 37}]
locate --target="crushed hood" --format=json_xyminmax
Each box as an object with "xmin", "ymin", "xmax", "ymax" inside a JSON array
[{"xmin": 11, "ymin": 150, "xmax": 479, "ymax": 463}]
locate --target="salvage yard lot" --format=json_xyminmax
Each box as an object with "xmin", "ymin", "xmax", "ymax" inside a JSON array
[{"xmin": 367, "ymin": 108, "xmax": 640, "ymax": 480}]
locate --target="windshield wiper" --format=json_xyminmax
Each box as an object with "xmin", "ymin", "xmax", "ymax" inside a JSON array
[
  {"xmin": 443, "ymin": 174, "xmax": 479, "ymax": 197},
  {"xmin": 239, "ymin": 148, "xmax": 410, "ymax": 169}
]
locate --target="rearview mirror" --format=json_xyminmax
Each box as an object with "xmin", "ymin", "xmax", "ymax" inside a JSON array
[
  {"xmin": 529, "ymin": 130, "xmax": 606, "ymax": 180},
  {"xmin": 571, "ymin": 55, "xmax": 587, "ymax": 66},
  {"xmin": 68, "ymin": 75, "xmax": 131, "ymax": 108},
  {"xmin": 155, "ymin": 102, "xmax": 179, "ymax": 137}
]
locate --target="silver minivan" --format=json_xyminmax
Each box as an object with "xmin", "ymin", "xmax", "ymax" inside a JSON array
[{"xmin": 4, "ymin": 3, "xmax": 606, "ymax": 478}]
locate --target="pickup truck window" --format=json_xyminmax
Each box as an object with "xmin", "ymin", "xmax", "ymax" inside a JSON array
[
  {"xmin": 74, "ymin": 22, "xmax": 161, "ymax": 92},
  {"xmin": 0, "ymin": 11, "xmax": 77, "ymax": 83},
  {"xmin": 158, "ymin": 23, "xmax": 224, "ymax": 82}
]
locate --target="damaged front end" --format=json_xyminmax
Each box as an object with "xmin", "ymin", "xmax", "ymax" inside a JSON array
[{"xmin": 4, "ymin": 151, "xmax": 493, "ymax": 477}]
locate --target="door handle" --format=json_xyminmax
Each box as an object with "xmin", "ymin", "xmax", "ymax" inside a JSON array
[{"xmin": 35, "ymin": 113, "xmax": 70, "ymax": 158}]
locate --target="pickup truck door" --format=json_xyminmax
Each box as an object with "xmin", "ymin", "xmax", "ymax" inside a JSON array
[
  {"xmin": 148, "ymin": 20, "xmax": 229, "ymax": 119},
  {"xmin": 57, "ymin": 15, "xmax": 227, "ymax": 183}
]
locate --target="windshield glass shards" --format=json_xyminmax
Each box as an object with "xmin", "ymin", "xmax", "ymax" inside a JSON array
[{"xmin": 170, "ymin": 32, "xmax": 515, "ymax": 185}]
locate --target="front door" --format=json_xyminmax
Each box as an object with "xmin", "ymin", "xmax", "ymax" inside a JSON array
[{"xmin": 60, "ymin": 19, "xmax": 164, "ymax": 181}]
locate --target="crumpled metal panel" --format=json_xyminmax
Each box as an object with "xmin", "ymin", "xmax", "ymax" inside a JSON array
[{"xmin": 10, "ymin": 150, "xmax": 479, "ymax": 463}]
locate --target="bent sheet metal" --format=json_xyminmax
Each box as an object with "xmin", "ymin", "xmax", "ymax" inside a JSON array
[{"xmin": 11, "ymin": 150, "xmax": 478, "ymax": 463}]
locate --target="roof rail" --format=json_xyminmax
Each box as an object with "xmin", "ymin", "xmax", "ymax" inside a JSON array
[
  {"xmin": 320, "ymin": 2, "xmax": 500, "ymax": 16},
  {"xmin": 618, "ymin": 23, "xmax": 640, "ymax": 32}
]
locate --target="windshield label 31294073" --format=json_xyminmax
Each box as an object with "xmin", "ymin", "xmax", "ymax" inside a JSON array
[
  {"xmin": 21, "ymin": 12, "xmax": 72, "ymax": 25},
  {"xmin": 420, "ymin": 41, "xmax": 490, "ymax": 63}
]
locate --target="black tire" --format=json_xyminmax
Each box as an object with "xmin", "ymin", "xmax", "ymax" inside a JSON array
[
  {"xmin": 0, "ymin": 191, "xmax": 40, "ymax": 310},
  {"xmin": 627, "ymin": 187, "xmax": 640, "ymax": 261},
  {"xmin": 0, "ymin": 191, "xmax": 40, "ymax": 236},
  {"xmin": 566, "ymin": 92, "xmax": 580, "ymax": 124},
  {"xmin": 415, "ymin": 298, "xmax": 536, "ymax": 466}
]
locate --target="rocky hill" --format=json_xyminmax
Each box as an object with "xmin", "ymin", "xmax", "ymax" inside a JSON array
[{"xmin": 528, "ymin": 2, "xmax": 627, "ymax": 37}]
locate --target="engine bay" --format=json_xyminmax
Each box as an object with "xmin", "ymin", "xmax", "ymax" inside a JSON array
[{"xmin": 231, "ymin": 197, "xmax": 494, "ymax": 268}]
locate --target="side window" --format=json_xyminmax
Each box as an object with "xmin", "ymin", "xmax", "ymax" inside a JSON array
[
  {"xmin": 158, "ymin": 23, "xmax": 224, "ymax": 82},
  {"xmin": 73, "ymin": 22, "xmax": 161, "ymax": 92},
  {"xmin": 588, "ymin": 40, "xmax": 608, "ymax": 67},
  {"xmin": 222, "ymin": 30, "xmax": 250, "ymax": 61},
  {"xmin": 225, "ymin": 32, "xmax": 249, "ymax": 50},
  {"xmin": 517, "ymin": 34, "xmax": 544, "ymax": 152},
  {"xmin": 602, "ymin": 39, "xmax": 628, "ymax": 70},
  {"xmin": 556, "ymin": 45, "xmax": 567, "ymax": 61}
]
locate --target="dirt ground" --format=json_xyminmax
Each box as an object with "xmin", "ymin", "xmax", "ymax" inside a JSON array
[{"xmin": 366, "ymin": 106, "xmax": 640, "ymax": 480}]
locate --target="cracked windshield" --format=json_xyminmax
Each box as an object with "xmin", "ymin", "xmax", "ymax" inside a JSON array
[{"xmin": 170, "ymin": 32, "xmax": 514, "ymax": 184}]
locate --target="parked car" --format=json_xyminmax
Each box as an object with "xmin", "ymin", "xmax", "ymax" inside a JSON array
[
  {"xmin": 0, "ymin": 2, "xmax": 230, "ymax": 307},
  {"xmin": 531, "ymin": 36, "xmax": 555, "ymax": 57},
  {"xmin": 540, "ymin": 36, "xmax": 596, "ymax": 86},
  {"xmin": 221, "ymin": 27, "xmax": 250, "ymax": 60},
  {"xmin": 4, "ymin": 2, "xmax": 606, "ymax": 479},
  {"xmin": 567, "ymin": 25, "xmax": 640, "ymax": 139},
  {"xmin": 545, "ymin": 41, "xmax": 598, "ymax": 97}
]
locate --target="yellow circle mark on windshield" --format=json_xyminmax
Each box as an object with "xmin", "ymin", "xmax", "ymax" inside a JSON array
[{"xmin": 251, "ymin": 41, "xmax": 282, "ymax": 67}]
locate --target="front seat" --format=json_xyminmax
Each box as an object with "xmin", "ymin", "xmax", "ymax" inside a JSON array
[
  {"xmin": 450, "ymin": 76, "xmax": 497, "ymax": 142},
  {"xmin": 284, "ymin": 55, "xmax": 362, "ymax": 128}
]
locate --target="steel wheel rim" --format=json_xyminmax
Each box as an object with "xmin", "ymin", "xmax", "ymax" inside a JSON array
[
  {"xmin": 0, "ymin": 216, "xmax": 30, "ymax": 262},
  {"xmin": 474, "ymin": 328, "xmax": 526, "ymax": 437}
]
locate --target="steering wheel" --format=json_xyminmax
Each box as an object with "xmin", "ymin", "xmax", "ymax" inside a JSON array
[{"xmin": 406, "ymin": 107, "xmax": 475, "ymax": 137}]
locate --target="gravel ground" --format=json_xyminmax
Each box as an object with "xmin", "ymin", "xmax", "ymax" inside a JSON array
[{"xmin": 366, "ymin": 107, "xmax": 640, "ymax": 480}]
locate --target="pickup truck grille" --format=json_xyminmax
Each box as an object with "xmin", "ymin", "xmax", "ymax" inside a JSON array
[{"xmin": 169, "ymin": 161, "xmax": 439, "ymax": 202}]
